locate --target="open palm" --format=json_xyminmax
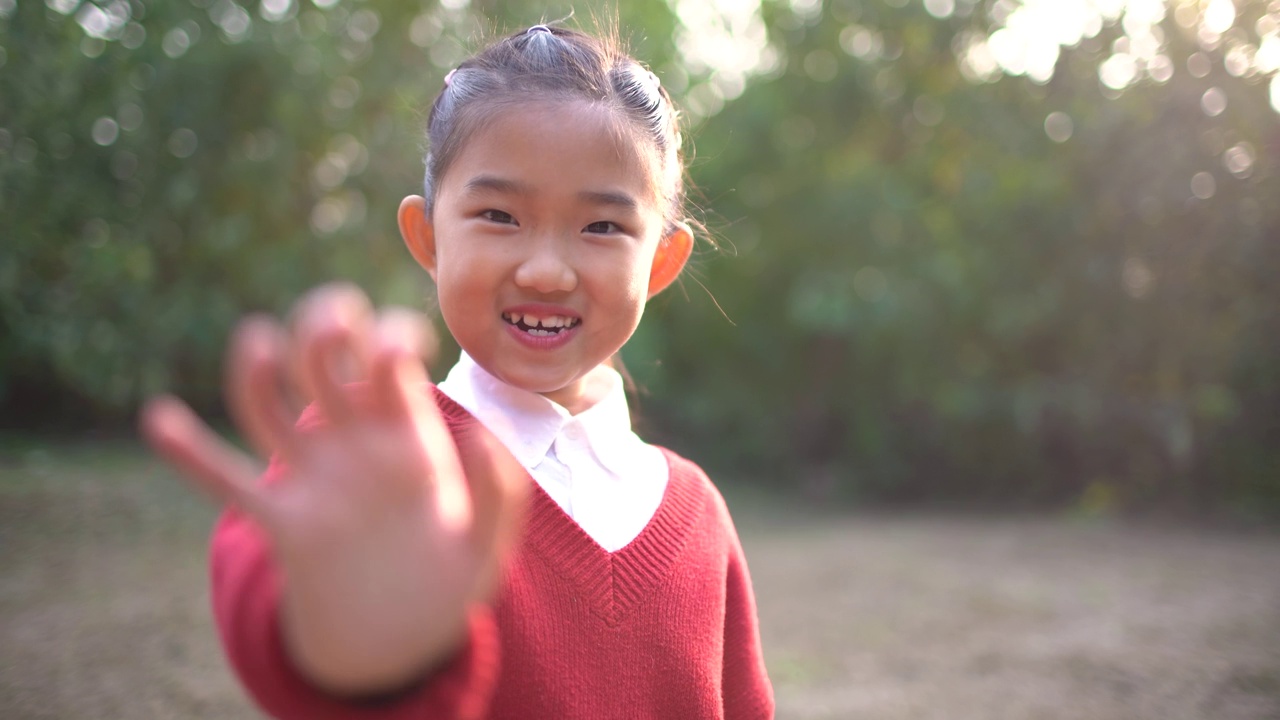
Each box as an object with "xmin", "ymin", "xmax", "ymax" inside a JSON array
[{"xmin": 140, "ymin": 284, "xmax": 527, "ymax": 694}]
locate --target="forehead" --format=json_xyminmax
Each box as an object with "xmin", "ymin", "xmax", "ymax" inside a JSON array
[{"xmin": 441, "ymin": 99, "xmax": 668, "ymax": 209}]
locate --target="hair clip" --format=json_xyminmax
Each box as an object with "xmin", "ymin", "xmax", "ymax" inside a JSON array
[
  {"xmin": 443, "ymin": 68, "xmax": 456, "ymax": 87},
  {"xmin": 527, "ymin": 24, "xmax": 551, "ymax": 34}
]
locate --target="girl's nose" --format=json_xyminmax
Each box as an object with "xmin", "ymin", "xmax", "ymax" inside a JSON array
[{"xmin": 513, "ymin": 236, "xmax": 577, "ymax": 294}]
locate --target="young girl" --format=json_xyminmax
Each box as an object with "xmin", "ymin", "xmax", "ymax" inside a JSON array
[{"xmin": 142, "ymin": 24, "xmax": 774, "ymax": 720}]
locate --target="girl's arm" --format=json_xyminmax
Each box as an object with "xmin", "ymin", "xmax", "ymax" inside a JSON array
[
  {"xmin": 722, "ymin": 530, "xmax": 775, "ymax": 719},
  {"xmin": 207, "ymin": 425, "xmax": 503, "ymax": 719},
  {"xmin": 141, "ymin": 284, "xmax": 527, "ymax": 717}
]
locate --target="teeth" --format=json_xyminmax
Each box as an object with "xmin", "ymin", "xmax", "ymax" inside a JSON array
[{"xmin": 503, "ymin": 312, "xmax": 578, "ymax": 329}]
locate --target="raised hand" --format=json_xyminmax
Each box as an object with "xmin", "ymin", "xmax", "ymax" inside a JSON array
[{"xmin": 140, "ymin": 283, "xmax": 527, "ymax": 695}]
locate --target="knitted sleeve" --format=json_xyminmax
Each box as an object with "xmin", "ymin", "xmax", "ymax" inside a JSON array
[
  {"xmin": 721, "ymin": 525, "xmax": 775, "ymax": 719},
  {"xmin": 208, "ymin": 401, "xmax": 501, "ymax": 720}
]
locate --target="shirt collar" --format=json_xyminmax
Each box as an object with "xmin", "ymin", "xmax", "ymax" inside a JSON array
[
  {"xmin": 436, "ymin": 352, "xmax": 637, "ymax": 473},
  {"xmin": 564, "ymin": 373, "xmax": 640, "ymax": 477}
]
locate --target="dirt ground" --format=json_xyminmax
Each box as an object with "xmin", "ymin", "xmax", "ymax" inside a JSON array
[{"xmin": 2, "ymin": 444, "xmax": 1279, "ymax": 719}]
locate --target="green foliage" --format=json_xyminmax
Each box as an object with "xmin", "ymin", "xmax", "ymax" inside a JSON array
[
  {"xmin": 0, "ymin": 0, "xmax": 681, "ymax": 422},
  {"xmin": 657, "ymin": 0, "xmax": 1280, "ymax": 510},
  {"xmin": 3, "ymin": 0, "xmax": 1278, "ymax": 513},
  {"xmin": 4, "ymin": 0, "xmax": 430, "ymax": 418}
]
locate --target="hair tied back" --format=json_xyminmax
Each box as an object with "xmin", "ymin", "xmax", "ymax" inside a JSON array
[{"xmin": 421, "ymin": 25, "xmax": 689, "ymax": 232}]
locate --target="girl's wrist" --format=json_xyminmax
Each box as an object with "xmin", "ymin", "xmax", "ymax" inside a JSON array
[
  {"xmin": 274, "ymin": 511, "xmax": 472, "ymax": 694},
  {"xmin": 279, "ymin": 579, "xmax": 469, "ymax": 696}
]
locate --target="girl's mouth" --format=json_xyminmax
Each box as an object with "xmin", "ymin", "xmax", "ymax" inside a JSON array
[{"xmin": 501, "ymin": 311, "xmax": 581, "ymax": 337}]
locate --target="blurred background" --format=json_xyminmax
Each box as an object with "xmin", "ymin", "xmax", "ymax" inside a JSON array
[
  {"xmin": 3, "ymin": 1, "xmax": 1280, "ymax": 718},
  {"xmin": 3, "ymin": 0, "xmax": 1279, "ymax": 516}
]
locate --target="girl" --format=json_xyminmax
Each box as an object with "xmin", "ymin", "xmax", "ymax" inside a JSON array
[{"xmin": 142, "ymin": 24, "xmax": 774, "ymax": 720}]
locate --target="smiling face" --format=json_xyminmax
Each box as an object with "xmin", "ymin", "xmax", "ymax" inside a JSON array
[{"xmin": 400, "ymin": 100, "xmax": 691, "ymax": 414}]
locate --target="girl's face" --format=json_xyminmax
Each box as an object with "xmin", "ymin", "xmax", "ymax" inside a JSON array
[{"xmin": 400, "ymin": 100, "xmax": 691, "ymax": 414}]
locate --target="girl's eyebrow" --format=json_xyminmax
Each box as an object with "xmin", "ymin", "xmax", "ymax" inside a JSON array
[
  {"xmin": 463, "ymin": 174, "xmax": 526, "ymax": 196},
  {"xmin": 463, "ymin": 174, "xmax": 639, "ymax": 211},
  {"xmin": 578, "ymin": 190, "xmax": 639, "ymax": 211}
]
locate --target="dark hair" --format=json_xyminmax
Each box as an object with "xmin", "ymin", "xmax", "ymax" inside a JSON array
[{"xmin": 423, "ymin": 25, "xmax": 687, "ymax": 230}]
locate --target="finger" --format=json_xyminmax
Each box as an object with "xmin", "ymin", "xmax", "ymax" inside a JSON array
[
  {"xmin": 139, "ymin": 395, "xmax": 272, "ymax": 521},
  {"xmin": 227, "ymin": 316, "xmax": 298, "ymax": 462},
  {"xmin": 414, "ymin": 381, "xmax": 472, "ymax": 531},
  {"xmin": 365, "ymin": 309, "xmax": 470, "ymax": 532},
  {"xmin": 452, "ymin": 423, "xmax": 530, "ymax": 572},
  {"xmin": 292, "ymin": 284, "xmax": 376, "ymax": 424},
  {"xmin": 368, "ymin": 307, "xmax": 438, "ymax": 421}
]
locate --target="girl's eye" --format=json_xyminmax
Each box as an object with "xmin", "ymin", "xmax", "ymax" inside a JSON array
[
  {"xmin": 584, "ymin": 221, "xmax": 621, "ymax": 234},
  {"xmin": 480, "ymin": 209, "xmax": 517, "ymax": 225}
]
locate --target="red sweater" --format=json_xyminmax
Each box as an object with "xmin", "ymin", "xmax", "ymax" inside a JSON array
[{"xmin": 210, "ymin": 389, "xmax": 775, "ymax": 719}]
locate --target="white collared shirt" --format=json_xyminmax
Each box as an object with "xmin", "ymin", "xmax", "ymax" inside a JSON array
[{"xmin": 437, "ymin": 353, "xmax": 669, "ymax": 553}]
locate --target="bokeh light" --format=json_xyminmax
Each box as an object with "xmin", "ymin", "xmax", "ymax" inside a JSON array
[
  {"xmin": 91, "ymin": 117, "xmax": 119, "ymax": 146},
  {"xmin": 167, "ymin": 129, "xmax": 198, "ymax": 158},
  {"xmin": 1044, "ymin": 111, "xmax": 1074, "ymax": 143},
  {"xmin": 1190, "ymin": 170, "xmax": 1216, "ymax": 199}
]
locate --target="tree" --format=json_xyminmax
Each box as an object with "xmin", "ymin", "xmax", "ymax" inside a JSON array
[{"xmin": 3, "ymin": 0, "xmax": 1277, "ymax": 512}]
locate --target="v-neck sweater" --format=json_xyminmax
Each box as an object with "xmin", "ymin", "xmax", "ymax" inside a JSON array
[
  {"xmin": 437, "ymin": 352, "xmax": 668, "ymax": 552},
  {"xmin": 209, "ymin": 387, "xmax": 774, "ymax": 720}
]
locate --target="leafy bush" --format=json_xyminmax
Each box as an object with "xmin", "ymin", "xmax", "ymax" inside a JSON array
[{"xmin": 3, "ymin": 0, "xmax": 1278, "ymax": 513}]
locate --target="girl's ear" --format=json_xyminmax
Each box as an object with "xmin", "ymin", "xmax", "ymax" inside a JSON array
[
  {"xmin": 398, "ymin": 195, "xmax": 438, "ymax": 279},
  {"xmin": 647, "ymin": 222, "xmax": 694, "ymax": 298}
]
